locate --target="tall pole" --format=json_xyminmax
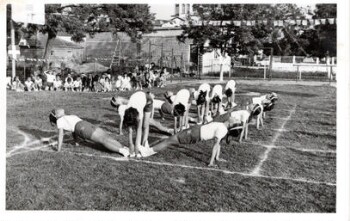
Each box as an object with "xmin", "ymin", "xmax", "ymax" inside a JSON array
[
  {"xmin": 171, "ymin": 48, "xmax": 174, "ymax": 83},
  {"xmin": 148, "ymin": 40, "xmax": 151, "ymax": 71},
  {"xmin": 11, "ymin": 20, "xmax": 16, "ymax": 79},
  {"xmin": 160, "ymin": 42, "xmax": 163, "ymax": 70},
  {"xmin": 269, "ymin": 48, "xmax": 274, "ymax": 80},
  {"xmin": 197, "ymin": 45, "xmax": 201, "ymax": 80},
  {"xmin": 180, "ymin": 53, "xmax": 183, "ymax": 82}
]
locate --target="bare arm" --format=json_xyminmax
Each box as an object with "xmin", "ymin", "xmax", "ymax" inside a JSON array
[
  {"xmin": 57, "ymin": 128, "xmax": 64, "ymax": 151},
  {"xmin": 119, "ymin": 114, "xmax": 124, "ymax": 135},
  {"xmin": 174, "ymin": 117, "xmax": 178, "ymax": 134},
  {"xmin": 128, "ymin": 127, "xmax": 135, "ymax": 154},
  {"xmin": 239, "ymin": 121, "xmax": 246, "ymax": 143}
]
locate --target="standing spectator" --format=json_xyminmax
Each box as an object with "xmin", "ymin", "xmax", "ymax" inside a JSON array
[
  {"xmin": 24, "ymin": 77, "xmax": 35, "ymax": 91},
  {"xmin": 45, "ymin": 71, "xmax": 55, "ymax": 91},
  {"xmin": 87, "ymin": 74, "xmax": 93, "ymax": 91},
  {"xmin": 115, "ymin": 75, "xmax": 122, "ymax": 91},
  {"xmin": 121, "ymin": 73, "xmax": 131, "ymax": 91},
  {"xmin": 34, "ymin": 75, "xmax": 43, "ymax": 91},
  {"xmin": 64, "ymin": 74, "xmax": 74, "ymax": 91},
  {"xmin": 53, "ymin": 75, "xmax": 63, "ymax": 91},
  {"xmin": 92, "ymin": 74, "xmax": 99, "ymax": 91},
  {"xmin": 143, "ymin": 71, "xmax": 151, "ymax": 88},
  {"xmin": 73, "ymin": 76, "xmax": 83, "ymax": 92},
  {"xmin": 11, "ymin": 76, "xmax": 25, "ymax": 92},
  {"xmin": 135, "ymin": 72, "xmax": 143, "ymax": 90},
  {"xmin": 149, "ymin": 70, "xmax": 155, "ymax": 87},
  {"xmin": 110, "ymin": 76, "xmax": 117, "ymax": 91}
]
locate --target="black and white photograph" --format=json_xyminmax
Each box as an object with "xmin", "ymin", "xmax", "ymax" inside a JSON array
[{"xmin": 2, "ymin": 0, "xmax": 349, "ymax": 220}]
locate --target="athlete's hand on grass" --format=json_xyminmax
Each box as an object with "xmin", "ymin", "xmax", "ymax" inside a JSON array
[
  {"xmin": 208, "ymin": 163, "xmax": 218, "ymax": 168},
  {"xmin": 216, "ymin": 158, "xmax": 227, "ymax": 162}
]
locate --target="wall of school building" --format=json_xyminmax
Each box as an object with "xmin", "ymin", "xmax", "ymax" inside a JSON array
[{"xmin": 84, "ymin": 30, "xmax": 231, "ymax": 75}]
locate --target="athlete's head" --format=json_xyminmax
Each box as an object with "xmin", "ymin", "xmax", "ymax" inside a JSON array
[
  {"xmin": 225, "ymin": 88, "xmax": 233, "ymax": 98},
  {"xmin": 248, "ymin": 103, "xmax": 262, "ymax": 122},
  {"xmin": 211, "ymin": 95, "xmax": 222, "ymax": 104},
  {"xmin": 196, "ymin": 90, "xmax": 207, "ymax": 105},
  {"xmin": 173, "ymin": 103, "xmax": 186, "ymax": 117},
  {"xmin": 110, "ymin": 96, "xmax": 120, "ymax": 108},
  {"xmin": 268, "ymin": 92, "xmax": 278, "ymax": 103},
  {"xmin": 49, "ymin": 108, "xmax": 65, "ymax": 126},
  {"xmin": 123, "ymin": 107, "xmax": 139, "ymax": 129}
]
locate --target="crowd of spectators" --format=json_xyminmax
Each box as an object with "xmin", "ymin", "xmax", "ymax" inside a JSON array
[{"xmin": 7, "ymin": 63, "xmax": 170, "ymax": 93}]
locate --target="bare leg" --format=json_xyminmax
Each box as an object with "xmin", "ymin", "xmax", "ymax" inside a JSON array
[
  {"xmin": 91, "ymin": 128, "xmax": 124, "ymax": 152},
  {"xmin": 158, "ymin": 109, "xmax": 165, "ymax": 120},
  {"xmin": 141, "ymin": 112, "xmax": 151, "ymax": 146},
  {"xmin": 174, "ymin": 117, "xmax": 178, "ymax": 134},
  {"xmin": 197, "ymin": 106, "xmax": 202, "ymax": 124},
  {"xmin": 245, "ymin": 122, "xmax": 249, "ymax": 140},
  {"xmin": 149, "ymin": 118, "xmax": 172, "ymax": 134},
  {"xmin": 151, "ymin": 135, "xmax": 179, "ymax": 152}
]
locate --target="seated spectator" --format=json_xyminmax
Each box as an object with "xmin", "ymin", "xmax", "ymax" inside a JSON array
[
  {"xmin": 158, "ymin": 72, "xmax": 167, "ymax": 88},
  {"xmin": 24, "ymin": 77, "xmax": 35, "ymax": 91},
  {"xmin": 6, "ymin": 76, "xmax": 12, "ymax": 90},
  {"xmin": 104, "ymin": 76, "xmax": 112, "ymax": 92},
  {"xmin": 34, "ymin": 75, "xmax": 43, "ymax": 91},
  {"xmin": 94, "ymin": 76, "xmax": 104, "ymax": 92},
  {"xmin": 11, "ymin": 76, "xmax": 25, "ymax": 92},
  {"xmin": 53, "ymin": 75, "xmax": 63, "ymax": 91},
  {"xmin": 64, "ymin": 74, "xmax": 74, "ymax": 91},
  {"xmin": 73, "ymin": 77, "xmax": 83, "ymax": 92}
]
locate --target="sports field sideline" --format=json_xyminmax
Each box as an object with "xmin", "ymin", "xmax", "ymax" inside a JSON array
[{"xmin": 6, "ymin": 80, "xmax": 336, "ymax": 212}]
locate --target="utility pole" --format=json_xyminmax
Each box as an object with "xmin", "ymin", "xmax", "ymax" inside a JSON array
[
  {"xmin": 160, "ymin": 42, "xmax": 163, "ymax": 70},
  {"xmin": 269, "ymin": 48, "xmax": 274, "ymax": 79},
  {"xmin": 11, "ymin": 20, "xmax": 16, "ymax": 79},
  {"xmin": 148, "ymin": 40, "xmax": 151, "ymax": 71},
  {"xmin": 170, "ymin": 48, "xmax": 174, "ymax": 82}
]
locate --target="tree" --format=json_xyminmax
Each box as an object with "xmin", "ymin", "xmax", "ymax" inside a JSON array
[
  {"xmin": 8, "ymin": 4, "xmax": 155, "ymax": 60},
  {"xmin": 178, "ymin": 4, "xmax": 307, "ymax": 81},
  {"xmin": 312, "ymin": 4, "xmax": 336, "ymax": 57}
]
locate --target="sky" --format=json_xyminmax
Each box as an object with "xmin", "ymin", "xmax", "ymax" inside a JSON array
[
  {"xmin": 149, "ymin": 4, "xmax": 174, "ymax": 20},
  {"xmin": 149, "ymin": 3, "xmax": 316, "ymax": 20}
]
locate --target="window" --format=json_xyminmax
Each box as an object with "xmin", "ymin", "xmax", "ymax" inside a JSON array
[
  {"xmin": 50, "ymin": 51, "xmax": 54, "ymax": 55},
  {"xmin": 181, "ymin": 4, "xmax": 185, "ymax": 14}
]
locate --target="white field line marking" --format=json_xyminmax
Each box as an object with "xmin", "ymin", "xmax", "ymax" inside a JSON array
[
  {"xmin": 278, "ymin": 108, "xmax": 335, "ymax": 115},
  {"xmin": 270, "ymin": 128, "xmax": 336, "ymax": 136},
  {"xmin": 247, "ymin": 141, "xmax": 336, "ymax": 154},
  {"xmin": 37, "ymin": 149, "xmax": 335, "ymax": 186},
  {"xmin": 251, "ymin": 105, "xmax": 296, "ymax": 175},
  {"xmin": 7, "ymin": 137, "xmax": 73, "ymax": 158}
]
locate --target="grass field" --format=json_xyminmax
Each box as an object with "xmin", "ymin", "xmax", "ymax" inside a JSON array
[{"xmin": 6, "ymin": 80, "xmax": 336, "ymax": 212}]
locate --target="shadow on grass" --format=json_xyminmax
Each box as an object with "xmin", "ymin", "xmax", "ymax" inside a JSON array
[{"xmin": 18, "ymin": 126, "xmax": 57, "ymax": 140}]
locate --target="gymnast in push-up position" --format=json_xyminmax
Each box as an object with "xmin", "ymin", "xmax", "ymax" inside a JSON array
[
  {"xmin": 212, "ymin": 103, "xmax": 262, "ymax": 143},
  {"xmin": 139, "ymin": 118, "xmax": 240, "ymax": 167},
  {"xmin": 49, "ymin": 108, "xmax": 130, "ymax": 157},
  {"xmin": 251, "ymin": 92, "xmax": 278, "ymax": 129}
]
